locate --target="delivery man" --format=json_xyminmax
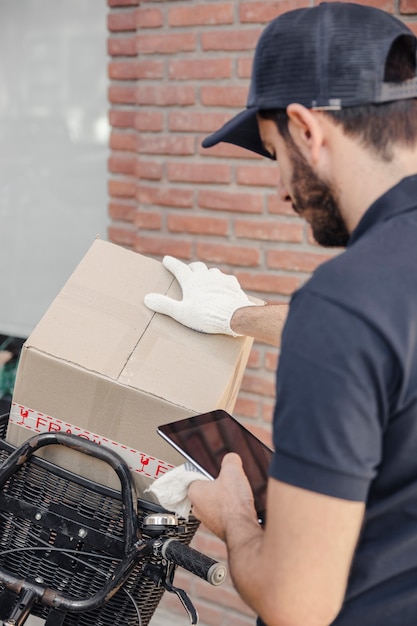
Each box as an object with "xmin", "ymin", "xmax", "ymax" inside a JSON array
[{"xmin": 145, "ymin": 3, "xmax": 417, "ymax": 624}]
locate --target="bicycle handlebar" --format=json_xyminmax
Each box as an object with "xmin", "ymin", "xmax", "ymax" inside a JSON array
[
  {"xmin": 0, "ymin": 431, "xmax": 139, "ymax": 551},
  {"xmin": 158, "ymin": 537, "xmax": 227, "ymax": 586}
]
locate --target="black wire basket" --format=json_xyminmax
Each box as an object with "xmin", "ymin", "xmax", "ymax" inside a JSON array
[{"xmin": 0, "ymin": 414, "xmax": 205, "ymax": 626}]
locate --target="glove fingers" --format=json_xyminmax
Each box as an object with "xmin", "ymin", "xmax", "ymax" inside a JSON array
[
  {"xmin": 189, "ymin": 261, "xmax": 209, "ymax": 273},
  {"xmin": 144, "ymin": 293, "xmax": 180, "ymax": 317},
  {"xmin": 162, "ymin": 255, "xmax": 190, "ymax": 284},
  {"xmin": 208, "ymin": 267, "xmax": 239, "ymax": 286}
]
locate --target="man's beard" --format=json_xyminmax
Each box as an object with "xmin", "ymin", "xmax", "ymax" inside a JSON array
[{"xmin": 289, "ymin": 144, "xmax": 350, "ymax": 248}]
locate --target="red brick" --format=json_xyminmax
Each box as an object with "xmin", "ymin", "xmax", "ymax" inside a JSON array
[
  {"xmin": 168, "ymin": 4, "xmax": 234, "ymax": 26},
  {"xmin": 265, "ymin": 349, "xmax": 279, "ymax": 371},
  {"xmin": 133, "ymin": 211, "xmax": 162, "ymax": 230},
  {"xmin": 194, "ymin": 577, "xmax": 256, "ymax": 616},
  {"xmin": 224, "ymin": 611, "xmax": 259, "ymax": 626},
  {"xmin": 108, "ymin": 225, "xmax": 136, "ymax": 247},
  {"xmin": 169, "ymin": 111, "xmax": 232, "ymax": 133},
  {"xmin": 191, "ymin": 530, "xmax": 227, "ymax": 561},
  {"xmin": 137, "ymin": 134, "xmax": 195, "ymax": 156},
  {"xmin": 109, "ymin": 131, "xmax": 138, "ymax": 152},
  {"xmin": 136, "ymin": 6, "xmax": 164, "ymax": 28},
  {"xmin": 108, "ymin": 152, "xmax": 136, "ymax": 175},
  {"xmin": 108, "ymin": 11, "xmax": 137, "ymax": 32},
  {"xmin": 135, "ymin": 85, "xmax": 195, "ymax": 106},
  {"xmin": 267, "ymin": 194, "xmax": 297, "ymax": 216},
  {"xmin": 267, "ymin": 249, "xmax": 333, "ymax": 273},
  {"xmin": 133, "ymin": 236, "xmax": 192, "ymax": 259},
  {"xmin": 235, "ymin": 219, "xmax": 303, "ymax": 243},
  {"xmin": 167, "ymin": 162, "xmax": 231, "ymax": 184},
  {"xmin": 107, "ymin": 36, "xmax": 137, "ymax": 57},
  {"xmin": 108, "ymin": 201, "xmax": 136, "ymax": 222},
  {"xmin": 191, "ymin": 601, "xmax": 225, "ymax": 626},
  {"xmin": 168, "ymin": 214, "xmax": 229, "ymax": 236},
  {"xmin": 137, "ymin": 32, "xmax": 196, "ymax": 54},
  {"xmin": 108, "ymin": 179, "xmax": 136, "ymax": 198},
  {"xmin": 267, "ymin": 193, "xmax": 298, "ymax": 216},
  {"xmin": 247, "ymin": 347, "xmax": 262, "ymax": 368},
  {"xmin": 262, "ymin": 400, "xmax": 276, "ymax": 423},
  {"xmin": 352, "ymin": 0, "xmax": 394, "ymax": 12},
  {"xmin": 234, "ymin": 396, "xmax": 260, "ymax": 419},
  {"xmin": 247, "ymin": 423, "xmax": 273, "ymax": 447},
  {"xmin": 236, "ymin": 271, "xmax": 301, "ymax": 295},
  {"xmin": 134, "ymin": 160, "xmax": 162, "ymax": 181},
  {"xmin": 405, "ymin": 21, "xmax": 417, "ymax": 35},
  {"xmin": 108, "ymin": 85, "xmax": 136, "ymax": 105},
  {"xmin": 237, "ymin": 164, "xmax": 279, "ymax": 187},
  {"xmin": 240, "ymin": 0, "xmax": 309, "ymax": 23},
  {"xmin": 138, "ymin": 185, "xmax": 194, "ymax": 208},
  {"xmin": 241, "ymin": 373, "xmax": 276, "ymax": 398},
  {"xmin": 400, "ymin": 0, "xmax": 417, "ymax": 11},
  {"xmin": 134, "ymin": 111, "xmax": 164, "ymax": 132},
  {"xmin": 108, "ymin": 60, "xmax": 163, "ymax": 80},
  {"xmin": 108, "ymin": 109, "xmax": 136, "ymax": 129},
  {"xmin": 237, "ymin": 56, "xmax": 253, "ymax": 78},
  {"xmin": 198, "ymin": 190, "xmax": 263, "ymax": 213},
  {"xmin": 200, "ymin": 85, "xmax": 248, "ymax": 108},
  {"xmin": 306, "ymin": 225, "xmax": 319, "ymax": 246},
  {"xmin": 169, "ymin": 58, "xmax": 232, "ymax": 80},
  {"xmin": 196, "ymin": 242, "xmax": 260, "ymax": 267},
  {"xmin": 201, "ymin": 28, "xmax": 261, "ymax": 51}
]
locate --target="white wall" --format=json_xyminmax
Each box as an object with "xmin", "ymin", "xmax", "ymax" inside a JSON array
[{"xmin": 0, "ymin": 0, "xmax": 109, "ymax": 337}]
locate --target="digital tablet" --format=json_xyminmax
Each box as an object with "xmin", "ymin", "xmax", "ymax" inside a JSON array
[{"xmin": 157, "ymin": 410, "xmax": 273, "ymax": 525}]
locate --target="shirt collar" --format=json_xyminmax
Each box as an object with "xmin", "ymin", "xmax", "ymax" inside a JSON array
[{"xmin": 348, "ymin": 174, "xmax": 417, "ymax": 247}]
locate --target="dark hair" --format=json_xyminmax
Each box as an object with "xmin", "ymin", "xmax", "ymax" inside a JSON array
[{"xmin": 259, "ymin": 35, "xmax": 417, "ymax": 161}]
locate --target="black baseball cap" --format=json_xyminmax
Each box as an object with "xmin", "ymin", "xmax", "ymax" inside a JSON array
[{"xmin": 202, "ymin": 2, "xmax": 417, "ymax": 159}]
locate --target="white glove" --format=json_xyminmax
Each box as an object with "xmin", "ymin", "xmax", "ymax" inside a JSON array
[
  {"xmin": 145, "ymin": 462, "xmax": 209, "ymax": 519},
  {"xmin": 144, "ymin": 256, "xmax": 257, "ymax": 336}
]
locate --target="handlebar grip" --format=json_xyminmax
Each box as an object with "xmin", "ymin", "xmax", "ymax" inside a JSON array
[{"xmin": 160, "ymin": 538, "xmax": 227, "ymax": 586}]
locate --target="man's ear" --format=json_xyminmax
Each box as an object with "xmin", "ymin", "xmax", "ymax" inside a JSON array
[{"xmin": 286, "ymin": 103, "xmax": 324, "ymax": 165}]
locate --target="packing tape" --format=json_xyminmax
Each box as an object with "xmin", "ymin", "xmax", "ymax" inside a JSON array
[{"xmin": 9, "ymin": 402, "xmax": 175, "ymax": 480}]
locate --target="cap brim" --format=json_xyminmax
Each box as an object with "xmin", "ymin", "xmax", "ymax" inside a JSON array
[{"xmin": 202, "ymin": 108, "xmax": 274, "ymax": 160}]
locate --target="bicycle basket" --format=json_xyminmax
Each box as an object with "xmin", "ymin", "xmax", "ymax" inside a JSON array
[{"xmin": 0, "ymin": 414, "xmax": 200, "ymax": 626}]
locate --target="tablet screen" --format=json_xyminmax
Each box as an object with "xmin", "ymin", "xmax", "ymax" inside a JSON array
[{"xmin": 158, "ymin": 410, "xmax": 273, "ymax": 524}]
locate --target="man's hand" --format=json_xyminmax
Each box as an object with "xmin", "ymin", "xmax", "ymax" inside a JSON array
[
  {"xmin": 144, "ymin": 256, "xmax": 257, "ymax": 336},
  {"xmin": 189, "ymin": 454, "xmax": 365, "ymax": 626},
  {"xmin": 188, "ymin": 453, "xmax": 260, "ymax": 541}
]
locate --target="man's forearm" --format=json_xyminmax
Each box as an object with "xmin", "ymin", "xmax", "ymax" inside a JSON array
[
  {"xmin": 230, "ymin": 304, "xmax": 289, "ymax": 347},
  {"xmin": 224, "ymin": 513, "xmax": 270, "ymax": 618},
  {"xmin": 188, "ymin": 455, "xmax": 270, "ymax": 618}
]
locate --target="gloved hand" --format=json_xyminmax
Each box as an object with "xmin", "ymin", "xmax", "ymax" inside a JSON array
[
  {"xmin": 144, "ymin": 256, "xmax": 257, "ymax": 336},
  {"xmin": 145, "ymin": 462, "xmax": 209, "ymax": 520}
]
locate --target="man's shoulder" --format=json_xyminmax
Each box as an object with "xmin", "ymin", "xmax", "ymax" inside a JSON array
[
  {"xmin": 307, "ymin": 211, "xmax": 417, "ymax": 300},
  {"xmin": 293, "ymin": 218, "xmax": 417, "ymax": 340},
  {"xmin": 299, "ymin": 245, "xmax": 373, "ymax": 307}
]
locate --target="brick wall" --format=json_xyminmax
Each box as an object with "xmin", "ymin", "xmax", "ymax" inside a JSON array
[{"xmin": 106, "ymin": 1, "xmax": 417, "ymax": 624}]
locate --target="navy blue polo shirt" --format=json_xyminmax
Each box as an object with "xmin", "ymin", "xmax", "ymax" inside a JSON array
[{"xmin": 263, "ymin": 175, "xmax": 417, "ymax": 625}]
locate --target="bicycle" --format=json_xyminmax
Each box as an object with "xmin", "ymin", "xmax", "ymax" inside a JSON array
[{"xmin": 0, "ymin": 414, "xmax": 226, "ymax": 626}]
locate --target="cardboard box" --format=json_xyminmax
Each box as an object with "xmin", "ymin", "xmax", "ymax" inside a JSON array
[{"xmin": 7, "ymin": 239, "xmax": 255, "ymax": 496}]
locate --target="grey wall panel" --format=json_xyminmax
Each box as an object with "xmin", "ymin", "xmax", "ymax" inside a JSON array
[{"xmin": 0, "ymin": 0, "xmax": 109, "ymax": 338}]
